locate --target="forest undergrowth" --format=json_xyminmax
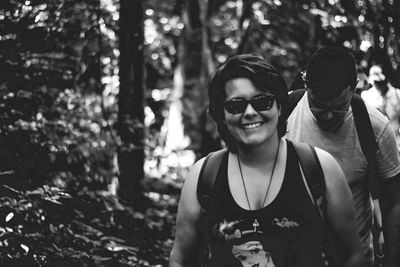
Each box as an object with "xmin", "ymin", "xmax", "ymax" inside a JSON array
[{"xmin": 0, "ymin": 180, "xmax": 179, "ymax": 267}]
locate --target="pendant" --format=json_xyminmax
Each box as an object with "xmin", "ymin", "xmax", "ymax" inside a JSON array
[{"xmin": 252, "ymin": 219, "xmax": 259, "ymax": 232}]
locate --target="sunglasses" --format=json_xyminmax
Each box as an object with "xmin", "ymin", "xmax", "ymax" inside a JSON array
[
  {"xmin": 307, "ymin": 87, "xmax": 351, "ymax": 117},
  {"xmin": 224, "ymin": 94, "xmax": 275, "ymax": 114}
]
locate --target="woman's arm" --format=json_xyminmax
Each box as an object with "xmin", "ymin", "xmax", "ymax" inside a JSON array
[
  {"xmin": 169, "ymin": 158, "xmax": 205, "ymax": 267},
  {"xmin": 315, "ymin": 148, "xmax": 367, "ymax": 267}
]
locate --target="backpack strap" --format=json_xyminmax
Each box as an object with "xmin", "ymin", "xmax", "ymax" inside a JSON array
[
  {"xmin": 292, "ymin": 141, "xmax": 345, "ymax": 266},
  {"xmin": 284, "ymin": 89, "xmax": 306, "ymax": 120},
  {"xmin": 351, "ymin": 94, "xmax": 380, "ymax": 199},
  {"xmin": 197, "ymin": 149, "xmax": 228, "ymax": 210},
  {"xmin": 195, "ymin": 149, "xmax": 227, "ymax": 265},
  {"xmin": 291, "ymin": 141, "xmax": 326, "ymax": 218}
]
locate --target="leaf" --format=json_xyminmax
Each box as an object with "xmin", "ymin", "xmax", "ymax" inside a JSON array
[
  {"xmin": 44, "ymin": 197, "xmax": 63, "ymax": 205},
  {"xmin": 1, "ymin": 185, "xmax": 21, "ymax": 196},
  {"xmin": 100, "ymin": 236, "xmax": 126, "ymax": 243},
  {"xmin": 49, "ymin": 223, "xmax": 56, "ymax": 233},
  {"xmin": 92, "ymin": 255, "xmax": 113, "ymax": 263},
  {"xmin": 5, "ymin": 212, "xmax": 14, "ymax": 222},
  {"xmin": 20, "ymin": 244, "xmax": 29, "ymax": 253},
  {"xmin": 74, "ymin": 233, "xmax": 91, "ymax": 244}
]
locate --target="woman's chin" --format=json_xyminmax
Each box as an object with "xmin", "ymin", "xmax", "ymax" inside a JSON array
[{"xmin": 237, "ymin": 137, "xmax": 268, "ymax": 148}]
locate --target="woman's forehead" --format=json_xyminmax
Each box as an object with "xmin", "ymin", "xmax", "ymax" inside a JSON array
[{"xmin": 224, "ymin": 77, "xmax": 272, "ymax": 96}]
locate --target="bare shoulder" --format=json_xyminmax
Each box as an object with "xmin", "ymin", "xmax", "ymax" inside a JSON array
[
  {"xmin": 179, "ymin": 157, "xmax": 206, "ymax": 212},
  {"xmin": 184, "ymin": 157, "xmax": 206, "ymax": 191},
  {"xmin": 313, "ymin": 147, "xmax": 340, "ymax": 170},
  {"xmin": 182, "ymin": 158, "xmax": 205, "ymax": 201}
]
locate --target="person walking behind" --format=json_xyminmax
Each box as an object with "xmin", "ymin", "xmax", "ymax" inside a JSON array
[
  {"xmin": 286, "ymin": 46, "xmax": 400, "ymax": 267},
  {"xmin": 169, "ymin": 54, "xmax": 366, "ymax": 267},
  {"xmin": 361, "ymin": 65, "xmax": 400, "ymax": 152}
]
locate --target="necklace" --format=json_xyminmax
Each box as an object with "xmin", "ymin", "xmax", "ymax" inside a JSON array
[{"xmin": 237, "ymin": 140, "xmax": 280, "ymax": 232}]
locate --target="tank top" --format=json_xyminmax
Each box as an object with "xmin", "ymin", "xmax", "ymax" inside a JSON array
[{"xmin": 204, "ymin": 140, "xmax": 325, "ymax": 267}]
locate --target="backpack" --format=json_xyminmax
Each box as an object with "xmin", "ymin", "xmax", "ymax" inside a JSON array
[{"xmin": 196, "ymin": 141, "xmax": 342, "ymax": 266}]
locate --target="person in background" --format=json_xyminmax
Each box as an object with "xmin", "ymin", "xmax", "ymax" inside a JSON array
[
  {"xmin": 169, "ymin": 54, "xmax": 366, "ymax": 267},
  {"xmin": 355, "ymin": 71, "xmax": 369, "ymax": 95},
  {"xmin": 286, "ymin": 46, "xmax": 400, "ymax": 267},
  {"xmin": 361, "ymin": 65, "xmax": 400, "ymax": 152}
]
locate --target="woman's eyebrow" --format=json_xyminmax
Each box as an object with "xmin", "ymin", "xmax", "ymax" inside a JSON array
[{"xmin": 225, "ymin": 97, "xmax": 246, "ymax": 101}]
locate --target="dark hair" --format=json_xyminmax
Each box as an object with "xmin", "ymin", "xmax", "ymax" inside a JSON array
[
  {"xmin": 305, "ymin": 46, "xmax": 357, "ymax": 99},
  {"xmin": 208, "ymin": 54, "xmax": 288, "ymax": 152},
  {"xmin": 289, "ymin": 70, "xmax": 306, "ymax": 92}
]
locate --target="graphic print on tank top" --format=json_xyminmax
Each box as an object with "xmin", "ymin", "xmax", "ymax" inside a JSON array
[
  {"xmin": 232, "ymin": 240, "xmax": 275, "ymax": 267},
  {"xmin": 212, "ymin": 216, "xmax": 301, "ymax": 267},
  {"xmin": 206, "ymin": 141, "xmax": 324, "ymax": 267}
]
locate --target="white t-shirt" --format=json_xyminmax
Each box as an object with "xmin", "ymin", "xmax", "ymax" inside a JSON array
[{"xmin": 286, "ymin": 91, "xmax": 400, "ymax": 263}]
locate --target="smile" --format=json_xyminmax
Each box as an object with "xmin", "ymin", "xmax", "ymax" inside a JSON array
[{"xmin": 242, "ymin": 122, "xmax": 263, "ymax": 129}]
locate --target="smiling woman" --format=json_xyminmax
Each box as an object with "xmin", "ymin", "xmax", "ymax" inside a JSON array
[
  {"xmin": 169, "ymin": 54, "xmax": 366, "ymax": 267},
  {"xmin": 208, "ymin": 55, "xmax": 289, "ymax": 154}
]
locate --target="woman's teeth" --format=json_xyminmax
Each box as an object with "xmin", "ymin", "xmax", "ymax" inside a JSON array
[{"xmin": 242, "ymin": 122, "xmax": 262, "ymax": 129}]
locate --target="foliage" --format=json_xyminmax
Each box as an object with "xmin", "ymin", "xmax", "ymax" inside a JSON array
[
  {"xmin": 0, "ymin": 184, "xmax": 176, "ymax": 266},
  {"xmin": 0, "ymin": 0, "xmax": 119, "ymax": 190},
  {"xmin": 143, "ymin": 0, "xmax": 182, "ymax": 89},
  {"xmin": 0, "ymin": 0, "xmax": 184, "ymax": 265},
  {"xmin": 146, "ymin": 0, "xmax": 399, "ymax": 88}
]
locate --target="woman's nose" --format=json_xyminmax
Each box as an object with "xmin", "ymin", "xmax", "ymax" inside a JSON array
[{"xmin": 243, "ymin": 102, "xmax": 258, "ymax": 116}]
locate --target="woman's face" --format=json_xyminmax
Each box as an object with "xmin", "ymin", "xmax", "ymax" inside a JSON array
[{"xmin": 224, "ymin": 78, "xmax": 280, "ymax": 149}]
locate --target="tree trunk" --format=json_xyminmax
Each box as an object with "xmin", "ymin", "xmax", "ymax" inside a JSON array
[
  {"xmin": 178, "ymin": 0, "xmax": 220, "ymax": 157},
  {"xmin": 117, "ymin": 0, "xmax": 144, "ymax": 205}
]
